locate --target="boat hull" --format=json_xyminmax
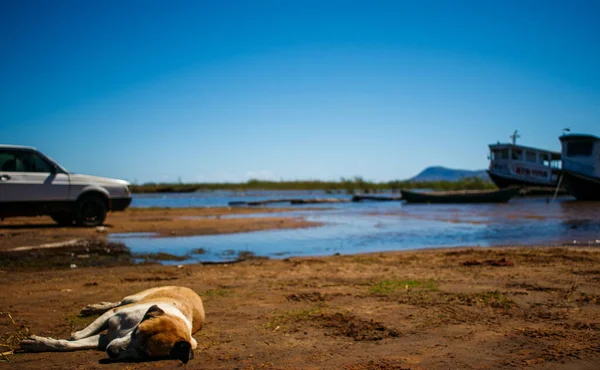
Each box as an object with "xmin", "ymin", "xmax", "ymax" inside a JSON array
[
  {"xmin": 400, "ymin": 187, "xmax": 520, "ymax": 204},
  {"xmin": 561, "ymin": 171, "xmax": 600, "ymax": 201},
  {"xmin": 487, "ymin": 171, "xmax": 558, "ymax": 189}
]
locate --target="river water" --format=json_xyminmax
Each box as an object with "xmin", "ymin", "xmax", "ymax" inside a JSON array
[{"xmin": 110, "ymin": 191, "xmax": 600, "ymax": 264}]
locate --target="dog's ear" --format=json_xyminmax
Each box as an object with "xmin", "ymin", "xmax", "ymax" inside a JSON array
[
  {"xmin": 170, "ymin": 341, "xmax": 193, "ymax": 364},
  {"xmin": 142, "ymin": 305, "xmax": 165, "ymax": 321}
]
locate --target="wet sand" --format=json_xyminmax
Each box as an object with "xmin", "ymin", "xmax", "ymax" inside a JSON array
[
  {"xmin": 0, "ymin": 207, "xmax": 320, "ymax": 252},
  {"xmin": 1, "ymin": 208, "xmax": 599, "ymax": 369}
]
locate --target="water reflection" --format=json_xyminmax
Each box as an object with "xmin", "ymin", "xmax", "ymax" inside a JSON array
[{"xmin": 112, "ymin": 194, "xmax": 600, "ymax": 265}]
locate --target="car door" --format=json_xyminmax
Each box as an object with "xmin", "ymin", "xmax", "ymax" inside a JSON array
[{"xmin": 0, "ymin": 148, "xmax": 70, "ymax": 214}]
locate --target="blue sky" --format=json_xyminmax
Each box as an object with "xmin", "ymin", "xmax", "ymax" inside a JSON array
[{"xmin": 2, "ymin": 0, "xmax": 599, "ymax": 184}]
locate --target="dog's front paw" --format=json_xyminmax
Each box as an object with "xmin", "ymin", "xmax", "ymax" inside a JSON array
[
  {"xmin": 70, "ymin": 330, "xmax": 84, "ymax": 340},
  {"xmin": 20, "ymin": 335, "xmax": 55, "ymax": 352}
]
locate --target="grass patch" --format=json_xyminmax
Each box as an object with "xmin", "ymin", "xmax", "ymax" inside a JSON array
[
  {"xmin": 480, "ymin": 291, "xmax": 513, "ymax": 308},
  {"xmin": 370, "ymin": 279, "xmax": 438, "ymax": 295},
  {"xmin": 267, "ymin": 307, "xmax": 323, "ymax": 329},
  {"xmin": 452, "ymin": 290, "xmax": 514, "ymax": 309}
]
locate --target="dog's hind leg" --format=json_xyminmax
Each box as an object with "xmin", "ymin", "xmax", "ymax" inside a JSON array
[
  {"xmin": 21, "ymin": 334, "xmax": 107, "ymax": 352},
  {"xmin": 80, "ymin": 292, "xmax": 150, "ymax": 316},
  {"xmin": 80, "ymin": 301, "xmax": 121, "ymax": 316}
]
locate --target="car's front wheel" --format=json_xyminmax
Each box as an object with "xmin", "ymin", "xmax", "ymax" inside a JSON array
[
  {"xmin": 50, "ymin": 213, "xmax": 74, "ymax": 226},
  {"xmin": 75, "ymin": 195, "xmax": 107, "ymax": 227}
]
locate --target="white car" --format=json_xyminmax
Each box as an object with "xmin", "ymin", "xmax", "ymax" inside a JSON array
[{"xmin": 0, "ymin": 145, "xmax": 132, "ymax": 226}]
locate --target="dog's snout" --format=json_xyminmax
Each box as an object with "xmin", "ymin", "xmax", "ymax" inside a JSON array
[{"xmin": 106, "ymin": 346, "xmax": 119, "ymax": 359}]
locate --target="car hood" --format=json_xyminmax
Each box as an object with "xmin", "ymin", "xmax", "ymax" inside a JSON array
[{"xmin": 69, "ymin": 174, "xmax": 130, "ymax": 186}]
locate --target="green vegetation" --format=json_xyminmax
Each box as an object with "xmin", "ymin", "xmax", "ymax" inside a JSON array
[
  {"xmin": 266, "ymin": 306, "xmax": 323, "ymax": 329},
  {"xmin": 453, "ymin": 290, "xmax": 514, "ymax": 309},
  {"xmin": 130, "ymin": 176, "xmax": 495, "ymax": 194},
  {"xmin": 369, "ymin": 279, "xmax": 439, "ymax": 295}
]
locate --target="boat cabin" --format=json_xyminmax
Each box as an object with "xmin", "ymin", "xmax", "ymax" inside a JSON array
[
  {"xmin": 487, "ymin": 143, "xmax": 561, "ymax": 188},
  {"xmin": 559, "ymin": 134, "xmax": 600, "ymax": 180}
]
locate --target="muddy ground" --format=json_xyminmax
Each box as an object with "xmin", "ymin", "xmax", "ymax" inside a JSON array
[
  {"xmin": 1, "ymin": 209, "xmax": 600, "ymax": 369},
  {"xmin": 0, "ymin": 207, "xmax": 319, "ymax": 252}
]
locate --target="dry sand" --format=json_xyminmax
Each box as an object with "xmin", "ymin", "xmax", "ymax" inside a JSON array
[{"xmin": 1, "ymin": 207, "xmax": 599, "ymax": 369}]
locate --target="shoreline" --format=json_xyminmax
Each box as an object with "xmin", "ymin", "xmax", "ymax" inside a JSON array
[{"xmin": 0, "ymin": 206, "xmax": 322, "ymax": 252}]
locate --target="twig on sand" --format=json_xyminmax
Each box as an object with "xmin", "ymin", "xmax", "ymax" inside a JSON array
[{"xmin": 0, "ymin": 312, "xmax": 30, "ymax": 361}]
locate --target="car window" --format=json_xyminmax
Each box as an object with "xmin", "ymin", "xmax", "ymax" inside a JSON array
[
  {"xmin": 25, "ymin": 153, "xmax": 55, "ymax": 173},
  {"xmin": 0, "ymin": 151, "xmax": 17, "ymax": 171},
  {"xmin": 0, "ymin": 150, "xmax": 54, "ymax": 173}
]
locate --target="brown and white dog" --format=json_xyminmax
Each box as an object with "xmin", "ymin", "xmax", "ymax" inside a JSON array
[{"xmin": 20, "ymin": 286, "xmax": 205, "ymax": 363}]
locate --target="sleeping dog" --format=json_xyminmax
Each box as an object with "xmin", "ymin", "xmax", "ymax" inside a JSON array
[{"xmin": 20, "ymin": 286, "xmax": 205, "ymax": 363}]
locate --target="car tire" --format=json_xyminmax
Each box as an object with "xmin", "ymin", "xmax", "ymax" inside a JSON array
[
  {"xmin": 51, "ymin": 214, "xmax": 75, "ymax": 226},
  {"xmin": 75, "ymin": 195, "xmax": 107, "ymax": 227}
]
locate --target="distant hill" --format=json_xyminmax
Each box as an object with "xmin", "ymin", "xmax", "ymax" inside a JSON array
[{"xmin": 409, "ymin": 166, "xmax": 490, "ymax": 182}]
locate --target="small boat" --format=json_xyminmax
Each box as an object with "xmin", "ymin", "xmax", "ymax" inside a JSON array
[
  {"xmin": 290, "ymin": 198, "xmax": 350, "ymax": 204},
  {"xmin": 487, "ymin": 130, "xmax": 562, "ymax": 189},
  {"xmin": 400, "ymin": 187, "xmax": 520, "ymax": 204},
  {"xmin": 559, "ymin": 133, "xmax": 600, "ymax": 201},
  {"xmin": 351, "ymin": 195, "xmax": 403, "ymax": 202}
]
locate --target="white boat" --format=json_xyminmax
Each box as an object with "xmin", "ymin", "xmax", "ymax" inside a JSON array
[
  {"xmin": 487, "ymin": 130, "xmax": 561, "ymax": 189},
  {"xmin": 559, "ymin": 133, "xmax": 600, "ymax": 201}
]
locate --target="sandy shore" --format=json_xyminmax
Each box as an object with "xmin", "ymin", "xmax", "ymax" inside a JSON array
[
  {"xmin": 0, "ymin": 207, "xmax": 320, "ymax": 252},
  {"xmin": 1, "ymin": 208, "xmax": 599, "ymax": 369}
]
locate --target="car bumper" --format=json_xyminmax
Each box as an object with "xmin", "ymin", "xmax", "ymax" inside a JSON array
[{"xmin": 110, "ymin": 197, "xmax": 132, "ymax": 211}]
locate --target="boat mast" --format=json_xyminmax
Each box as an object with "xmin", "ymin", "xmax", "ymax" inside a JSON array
[{"xmin": 510, "ymin": 130, "xmax": 520, "ymax": 145}]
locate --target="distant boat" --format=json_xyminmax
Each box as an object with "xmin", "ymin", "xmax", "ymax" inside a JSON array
[
  {"xmin": 400, "ymin": 187, "xmax": 520, "ymax": 204},
  {"xmin": 487, "ymin": 130, "xmax": 561, "ymax": 189},
  {"xmin": 559, "ymin": 133, "xmax": 600, "ymax": 201}
]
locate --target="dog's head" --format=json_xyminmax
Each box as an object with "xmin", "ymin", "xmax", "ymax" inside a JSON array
[{"xmin": 106, "ymin": 305, "xmax": 194, "ymax": 363}]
